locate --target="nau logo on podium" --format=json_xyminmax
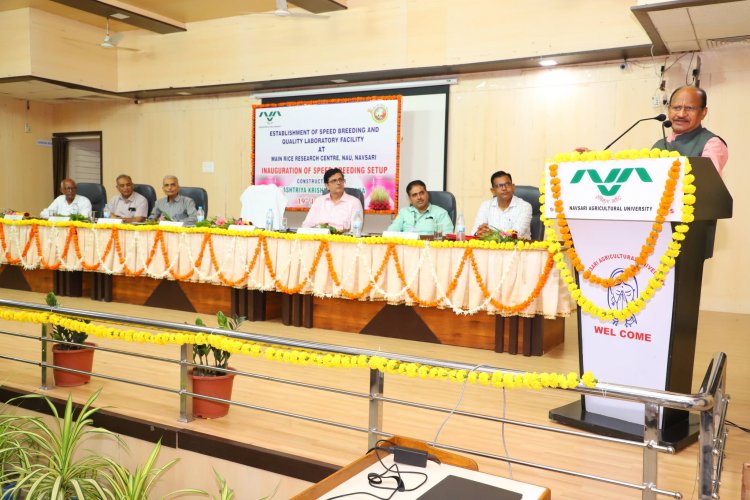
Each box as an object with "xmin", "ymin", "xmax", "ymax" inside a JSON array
[{"xmin": 570, "ymin": 167, "xmax": 653, "ymax": 196}]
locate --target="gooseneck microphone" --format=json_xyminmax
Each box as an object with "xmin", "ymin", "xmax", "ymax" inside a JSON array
[
  {"xmin": 662, "ymin": 120, "xmax": 672, "ymax": 150},
  {"xmin": 603, "ymin": 113, "xmax": 667, "ymax": 151}
]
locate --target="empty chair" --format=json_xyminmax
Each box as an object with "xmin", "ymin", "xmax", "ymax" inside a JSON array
[
  {"xmin": 179, "ymin": 186, "xmax": 208, "ymax": 214},
  {"xmin": 76, "ymin": 182, "xmax": 107, "ymax": 214},
  {"xmin": 133, "ymin": 183, "xmax": 157, "ymax": 216},
  {"xmin": 240, "ymin": 184, "xmax": 288, "ymax": 229},
  {"xmin": 513, "ymin": 185, "xmax": 543, "ymax": 240},
  {"xmin": 427, "ymin": 190, "xmax": 457, "ymax": 226}
]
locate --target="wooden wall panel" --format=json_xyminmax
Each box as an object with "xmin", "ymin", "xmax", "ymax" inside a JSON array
[{"xmin": 0, "ymin": 9, "xmax": 31, "ymax": 77}]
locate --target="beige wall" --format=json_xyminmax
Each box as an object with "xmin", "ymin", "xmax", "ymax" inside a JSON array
[{"xmin": 0, "ymin": 1, "xmax": 746, "ymax": 313}]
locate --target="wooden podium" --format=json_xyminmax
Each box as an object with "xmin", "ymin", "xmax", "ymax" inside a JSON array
[
  {"xmin": 547, "ymin": 156, "xmax": 732, "ymax": 449},
  {"xmin": 292, "ymin": 436, "xmax": 550, "ymax": 499}
]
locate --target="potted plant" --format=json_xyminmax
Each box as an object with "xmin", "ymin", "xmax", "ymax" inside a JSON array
[
  {"xmin": 45, "ymin": 292, "xmax": 95, "ymax": 387},
  {"xmin": 190, "ymin": 312, "xmax": 245, "ymax": 419},
  {"xmin": 6, "ymin": 390, "xmax": 119, "ymax": 499},
  {"xmin": 102, "ymin": 439, "xmax": 206, "ymax": 499},
  {"xmin": 0, "ymin": 405, "xmax": 34, "ymax": 499}
]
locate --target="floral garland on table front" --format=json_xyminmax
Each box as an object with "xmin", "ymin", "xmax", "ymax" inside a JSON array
[
  {"xmin": 541, "ymin": 148, "xmax": 696, "ymax": 322},
  {"xmin": 0, "ymin": 306, "xmax": 597, "ymax": 391}
]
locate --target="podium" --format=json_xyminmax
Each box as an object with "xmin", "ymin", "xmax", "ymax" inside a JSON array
[
  {"xmin": 547, "ymin": 156, "xmax": 732, "ymax": 449},
  {"xmin": 292, "ymin": 436, "xmax": 550, "ymax": 499}
]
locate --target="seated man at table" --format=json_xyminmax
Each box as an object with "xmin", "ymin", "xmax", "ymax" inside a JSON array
[
  {"xmin": 387, "ymin": 180, "xmax": 454, "ymax": 235},
  {"xmin": 109, "ymin": 174, "xmax": 148, "ymax": 223},
  {"xmin": 149, "ymin": 175, "xmax": 197, "ymax": 225},
  {"xmin": 302, "ymin": 168, "xmax": 363, "ymax": 232},
  {"xmin": 472, "ymin": 170, "xmax": 532, "ymax": 240},
  {"xmin": 41, "ymin": 178, "xmax": 92, "ymax": 218}
]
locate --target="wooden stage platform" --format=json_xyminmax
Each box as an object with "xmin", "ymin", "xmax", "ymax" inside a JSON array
[{"xmin": 0, "ymin": 288, "xmax": 748, "ymax": 499}]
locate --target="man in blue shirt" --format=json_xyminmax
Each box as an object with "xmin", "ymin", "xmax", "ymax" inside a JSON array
[{"xmin": 387, "ymin": 180, "xmax": 454, "ymax": 235}]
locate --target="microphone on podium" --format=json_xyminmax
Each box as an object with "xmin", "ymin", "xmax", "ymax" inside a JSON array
[
  {"xmin": 603, "ymin": 113, "xmax": 667, "ymax": 151},
  {"xmin": 662, "ymin": 120, "xmax": 672, "ymax": 150}
]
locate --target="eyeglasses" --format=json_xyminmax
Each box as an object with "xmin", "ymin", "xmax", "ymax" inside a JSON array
[
  {"xmin": 327, "ymin": 177, "xmax": 345, "ymax": 184},
  {"xmin": 493, "ymin": 182, "xmax": 512, "ymax": 189},
  {"xmin": 669, "ymin": 105, "xmax": 703, "ymax": 113}
]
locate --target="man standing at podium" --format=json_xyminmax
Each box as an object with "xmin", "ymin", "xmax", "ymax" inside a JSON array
[{"xmin": 652, "ymin": 86, "xmax": 728, "ymax": 174}]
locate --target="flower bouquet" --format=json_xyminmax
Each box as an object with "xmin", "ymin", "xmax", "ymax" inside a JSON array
[
  {"xmin": 196, "ymin": 216, "xmax": 250, "ymax": 229},
  {"xmin": 478, "ymin": 228, "xmax": 523, "ymax": 243}
]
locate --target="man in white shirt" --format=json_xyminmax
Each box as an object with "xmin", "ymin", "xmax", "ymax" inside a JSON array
[
  {"xmin": 472, "ymin": 171, "xmax": 532, "ymax": 239},
  {"xmin": 109, "ymin": 174, "xmax": 148, "ymax": 222},
  {"xmin": 41, "ymin": 178, "xmax": 92, "ymax": 218}
]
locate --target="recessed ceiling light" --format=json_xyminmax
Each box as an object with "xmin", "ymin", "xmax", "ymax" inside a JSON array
[
  {"xmin": 111, "ymin": 13, "xmax": 130, "ymax": 20},
  {"xmin": 331, "ymin": 79, "xmax": 348, "ymax": 84},
  {"xmin": 176, "ymin": 91, "xmax": 192, "ymax": 96},
  {"xmin": 539, "ymin": 59, "xmax": 558, "ymax": 67}
]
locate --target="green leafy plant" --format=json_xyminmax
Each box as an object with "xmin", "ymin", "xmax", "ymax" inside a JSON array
[
  {"xmin": 478, "ymin": 228, "xmax": 523, "ymax": 243},
  {"xmin": 45, "ymin": 292, "xmax": 90, "ymax": 351},
  {"xmin": 193, "ymin": 312, "xmax": 245, "ymax": 377},
  {"xmin": 68, "ymin": 213, "xmax": 89, "ymax": 222},
  {"xmin": 102, "ymin": 439, "xmax": 206, "ymax": 499},
  {"xmin": 0, "ymin": 404, "xmax": 35, "ymax": 491},
  {"xmin": 213, "ymin": 469, "xmax": 234, "ymax": 500},
  {"xmin": 316, "ymin": 223, "xmax": 339, "ymax": 234},
  {"xmin": 7, "ymin": 390, "xmax": 121, "ymax": 499}
]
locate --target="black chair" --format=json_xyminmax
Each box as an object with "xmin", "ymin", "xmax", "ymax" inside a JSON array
[
  {"xmin": 179, "ymin": 186, "xmax": 208, "ymax": 214},
  {"xmin": 76, "ymin": 182, "xmax": 107, "ymax": 214},
  {"xmin": 322, "ymin": 187, "xmax": 365, "ymax": 210},
  {"xmin": 427, "ymin": 190, "xmax": 457, "ymax": 226},
  {"xmin": 514, "ymin": 185, "xmax": 543, "ymax": 240},
  {"xmin": 133, "ymin": 183, "xmax": 157, "ymax": 215}
]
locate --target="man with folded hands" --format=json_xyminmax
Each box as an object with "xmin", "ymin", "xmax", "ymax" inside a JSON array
[
  {"xmin": 387, "ymin": 180, "xmax": 453, "ymax": 236},
  {"xmin": 41, "ymin": 178, "xmax": 92, "ymax": 218},
  {"xmin": 472, "ymin": 170, "xmax": 531, "ymax": 240},
  {"xmin": 109, "ymin": 174, "xmax": 148, "ymax": 223},
  {"xmin": 149, "ymin": 175, "xmax": 197, "ymax": 224}
]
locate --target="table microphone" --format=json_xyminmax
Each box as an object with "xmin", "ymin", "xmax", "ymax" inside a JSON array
[{"xmin": 603, "ymin": 113, "xmax": 667, "ymax": 151}]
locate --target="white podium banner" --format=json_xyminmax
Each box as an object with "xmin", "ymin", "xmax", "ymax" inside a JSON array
[
  {"xmin": 570, "ymin": 219, "xmax": 676, "ymax": 424},
  {"xmin": 545, "ymin": 157, "xmax": 685, "ymax": 222}
]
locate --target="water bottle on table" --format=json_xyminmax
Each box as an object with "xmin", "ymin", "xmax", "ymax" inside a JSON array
[
  {"xmin": 456, "ymin": 212, "xmax": 466, "ymax": 241},
  {"xmin": 102, "ymin": 204, "xmax": 111, "ymax": 219},
  {"xmin": 351, "ymin": 210, "xmax": 363, "ymax": 237},
  {"xmin": 196, "ymin": 206, "xmax": 205, "ymax": 223},
  {"xmin": 265, "ymin": 208, "xmax": 274, "ymax": 230}
]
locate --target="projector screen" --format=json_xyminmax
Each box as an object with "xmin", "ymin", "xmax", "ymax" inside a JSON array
[{"xmin": 260, "ymin": 85, "xmax": 450, "ymax": 231}]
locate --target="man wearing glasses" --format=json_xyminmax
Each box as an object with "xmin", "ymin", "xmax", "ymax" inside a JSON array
[
  {"xmin": 472, "ymin": 171, "xmax": 532, "ymax": 239},
  {"xmin": 41, "ymin": 178, "xmax": 92, "ymax": 218},
  {"xmin": 302, "ymin": 168, "xmax": 363, "ymax": 232},
  {"xmin": 652, "ymin": 86, "xmax": 728, "ymax": 174}
]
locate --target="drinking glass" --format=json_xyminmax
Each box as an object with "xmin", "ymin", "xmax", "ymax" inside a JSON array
[
  {"xmin": 280, "ymin": 217, "xmax": 289, "ymax": 231},
  {"xmin": 90, "ymin": 211, "xmax": 98, "ymax": 223},
  {"xmin": 433, "ymin": 222, "xmax": 443, "ymax": 241}
]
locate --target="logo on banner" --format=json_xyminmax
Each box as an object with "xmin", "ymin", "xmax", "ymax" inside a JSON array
[
  {"xmin": 570, "ymin": 168, "xmax": 653, "ymax": 196},
  {"xmin": 607, "ymin": 268, "xmax": 638, "ymax": 327},
  {"xmin": 258, "ymin": 110, "xmax": 282, "ymax": 123},
  {"xmin": 368, "ymin": 104, "xmax": 388, "ymax": 124}
]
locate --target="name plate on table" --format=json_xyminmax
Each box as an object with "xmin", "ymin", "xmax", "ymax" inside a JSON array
[
  {"xmin": 48, "ymin": 216, "xmax": 71, "ymax": 222},
  {"xmin": 159, "ymin": 221, "xmax": 184, "ymax": 227},
  {"xmin": 3, "ymin": 214, "xmax": 23, "ymax": 221},
  {"xmin": 297, "ymin": 227, "xmax": 331, "ymax": 235},
  {"xmin": 228, "ymin": 224, "xmax": 255, "ymax": 231},
  {"xmin": 96, "ymin": 218, "xmax": 123, "ymax": 225},
  {"xmin": 382, "ymin": 230, "xmax": 420, "ymax": 240}
]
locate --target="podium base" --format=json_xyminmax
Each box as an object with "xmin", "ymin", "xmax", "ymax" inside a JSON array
[{"xmin": 549, "ymin": 401, "xmax": 699, "ymax": 451}]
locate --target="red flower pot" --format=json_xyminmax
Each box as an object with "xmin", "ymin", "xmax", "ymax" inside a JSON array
[
  {"xmin": 52, "ymin": 343, "xmax": 96, "ymax": 387},
  {"xmin": 189, "ymin": 368, "xmax": 235, "ymax": 419}
]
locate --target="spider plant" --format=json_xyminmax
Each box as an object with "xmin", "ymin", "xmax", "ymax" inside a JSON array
[
  {"xmin": 101, "ymin": 439, "xmax": 206, "ymax": 499},
  {"xmin": 7, "ymin": 389, "xmax": 119, "ymax": 499}
]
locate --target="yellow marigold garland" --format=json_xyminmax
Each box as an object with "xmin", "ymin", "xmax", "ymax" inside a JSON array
[
  {"xmin": 0, "ymin": 306, "xmax": 597, "ymax": 391},
  {"xmin": 541, "ymin": 148, "xmax": 695, "ymax": 322}
]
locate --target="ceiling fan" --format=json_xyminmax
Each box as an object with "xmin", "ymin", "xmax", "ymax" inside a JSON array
[
  {"xmin": 100, "ymin": 16, "xmax": 138, "ymax": 51},
  {"xmin": 244, "ymin": 0, "xmax": 327, "ymax": 19}
]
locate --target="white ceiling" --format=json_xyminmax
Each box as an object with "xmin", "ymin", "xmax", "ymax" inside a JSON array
[{"xmin": 633, "ymin": 0, "xmax": 750, "ymax": 53}]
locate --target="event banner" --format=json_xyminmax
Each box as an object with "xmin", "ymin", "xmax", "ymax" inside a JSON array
[
  {"xmin": 252, "ymin": 96, "xmax": 402, "ymax": 213},
  {"xmin": 544, "ymin": 157, "xmax": 685, "ymax": 222}
]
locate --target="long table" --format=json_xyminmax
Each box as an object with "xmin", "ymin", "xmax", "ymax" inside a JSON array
[{"xmin": 0, "ymin": 220, "xmax": 575, "ymax": 353}]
